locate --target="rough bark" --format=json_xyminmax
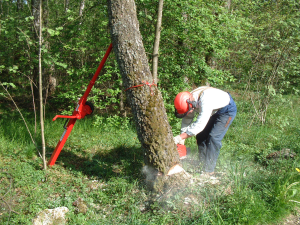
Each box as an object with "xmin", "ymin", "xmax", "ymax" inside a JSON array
[{"xmin": 107, "ymin": 0, "xmax": 179, "ymax": 191}]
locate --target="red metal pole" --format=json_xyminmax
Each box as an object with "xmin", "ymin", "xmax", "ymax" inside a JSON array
[
  {"xmin": 80, "ymin": 43, "xmax": 113, "ymax": 105},
  {"xmin": 48, "ymin": 44, "xmax": 113, "ymax": 166},
  {"xmin": 48, "ymin": 118, "xmax": 77, "ymax": 166}
]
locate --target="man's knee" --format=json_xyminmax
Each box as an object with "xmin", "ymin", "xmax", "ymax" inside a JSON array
[{"xmin": 207, "ymin": 136, "xmax": 222, "ymax": 150}]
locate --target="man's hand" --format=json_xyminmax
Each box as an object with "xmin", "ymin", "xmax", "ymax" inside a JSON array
[{"xmin": 173, "ymin": 135, "xmax": 185, "ymax": 145}]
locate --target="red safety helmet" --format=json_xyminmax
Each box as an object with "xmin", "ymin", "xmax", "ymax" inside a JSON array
[{"xmin": 174, "ymin": 91, "xmax": 194, "ymax": 118}]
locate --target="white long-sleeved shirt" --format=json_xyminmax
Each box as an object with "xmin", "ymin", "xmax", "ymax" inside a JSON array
[{"xmin": 181, "ymin": 86, "xmax": 230, "ymax": 136}]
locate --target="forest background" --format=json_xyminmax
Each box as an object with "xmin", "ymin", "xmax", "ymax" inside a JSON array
[{"xmin": 1, "ymin": 0, "xmax": 300, "ymax": 224}]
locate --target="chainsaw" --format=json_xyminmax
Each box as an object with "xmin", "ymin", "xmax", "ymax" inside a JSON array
[{"xmin": 177, "ymin": 144, "xmax": 190, "ymax": 159}]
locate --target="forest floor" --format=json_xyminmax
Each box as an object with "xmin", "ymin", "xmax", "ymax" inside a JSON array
[{"xmin": 0, "ymin": 92, "xmax": 300, "ymax": 224}]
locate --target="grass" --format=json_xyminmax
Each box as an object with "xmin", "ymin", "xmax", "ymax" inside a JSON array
[{"xmin": 0, "ymin": 92, "xmax": 300, "ymax": 224}]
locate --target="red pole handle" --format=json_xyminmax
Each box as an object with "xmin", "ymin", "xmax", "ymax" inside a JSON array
[
  {"xmin": 53, "ymin": 115, "xmax": 78, "ymax": 121},
  {"xmin": 48, "ymin": 44, "xmax": 113, "ymax": 166},
  {"xmin": 81, "ymin": 43, "xmax": 113, "ymax": 104}
]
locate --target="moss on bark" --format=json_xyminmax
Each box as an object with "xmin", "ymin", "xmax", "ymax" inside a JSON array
[{"xmin": 108, "ymin": 0, "xmax": 180, "ymax": 192}]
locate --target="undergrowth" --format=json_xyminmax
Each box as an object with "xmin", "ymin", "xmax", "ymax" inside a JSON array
[{"xmin": 0, "ymin": 92, "xmax": 299, "ymax": 224}]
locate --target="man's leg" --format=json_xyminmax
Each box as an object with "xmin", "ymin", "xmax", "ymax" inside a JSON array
[
  {"xmin": 196, "ymin": 114, "xmax": 217, "ymax": 170},
  {"xmin": 197, "ymin": 112, "xmax": 236, "ymax": 172}
]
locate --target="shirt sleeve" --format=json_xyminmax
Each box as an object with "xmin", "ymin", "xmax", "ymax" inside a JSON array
[
  {"xmin": 185, "ymin": 102, "xmax": 213, "ymax": 136},
  {"xmin": 182, "ymin": 91, "xmax": 214, "ymax": 136}
]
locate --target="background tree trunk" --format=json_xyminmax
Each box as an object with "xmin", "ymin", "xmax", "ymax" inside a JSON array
[
  {"xmin": 79, "ymin": 0, "xmax": 85, "ymax": 17},
  {"xmin": 79, "ymin": 0, "xmax": 85, "ymax": 27},
  {"xmin": 152, "ymin": 0, "xmax": 163, "ymax": 85},
  {"xmin": 38, "ymin": 0, "xmax": 46, "ymax": 170},
  {"xmin": 226, "ymin": 0, "xmax": 231, "ymax": 11},
  {"xmin": 64, "ymin": 0, "xmax": 69, "ymax": 12},
  {"xmin": 32, "ymin": 0, "xmax": 40, "ymax": 104},
  {"xmin": 107, "ymin": 0, "xmax": 179, "ymax": 190}
]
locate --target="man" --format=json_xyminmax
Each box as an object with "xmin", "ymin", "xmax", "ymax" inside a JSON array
[{"xmin": 173, "ymin": 86, "xmax": 237, "ymax": 174}]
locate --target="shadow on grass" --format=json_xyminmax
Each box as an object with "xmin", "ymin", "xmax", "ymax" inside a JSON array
[{"xmin": 51, "ymin": 145, "xmax": 144, "ymax": 182}]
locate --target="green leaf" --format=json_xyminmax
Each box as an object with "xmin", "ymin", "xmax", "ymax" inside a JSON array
[
  {"xmin": 55, "ymin": 61, "xmax": 68, "ymax": 69},
  {"xmin": 0, "ymin": 65, "xmax": 5, "ymax": 72},
  {"xmin": 8, "ymin": 65, "xmax": 18, "ymax": 73},
  {"xmin": 1, "ymin": 82, "xmax": 16, "ymax": 88},
  {"xmin": 25, "ymin": 16, "xmax": 34, "ymax": 22},
  {"xmin": 47, "ymin": 28, "xmax": 55, "ymax": 36}
]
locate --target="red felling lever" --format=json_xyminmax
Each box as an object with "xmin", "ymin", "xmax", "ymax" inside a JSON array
[{"xmin": 48, "ymin": 44, "xmax": 113, "ymax": 166}]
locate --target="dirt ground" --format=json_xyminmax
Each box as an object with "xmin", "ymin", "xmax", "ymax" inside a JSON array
[{"xmin": 281, "ymin": 209, "xmax": 300, "ymax": 225}]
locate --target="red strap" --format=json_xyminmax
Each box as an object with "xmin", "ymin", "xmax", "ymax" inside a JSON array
[{"xmin": 125, "ymin": 81, "xmax": 157, "ymax": 95}]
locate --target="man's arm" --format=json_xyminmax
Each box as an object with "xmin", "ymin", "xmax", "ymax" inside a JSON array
[{"xmin": 179, "ymin": 132, "xmax": 191, "ymax": 140}]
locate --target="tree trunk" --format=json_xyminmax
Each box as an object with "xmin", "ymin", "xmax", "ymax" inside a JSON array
[
  {"xmin": 152, "ymin": 0, "xmax": 163, "ymax": 85},
  {"xmin": 17, "ymin": 0, "xmax": 23, "ymax": 11},
  {"xmin": 64, "ymin": 0, "xmax": 69, "ymax": 12},
  {"xmin": 226, "ymin": 0, "xmax": 231, "ymax": 11},
  {"xmin": 31, "ymin": 0, "xmax": 43, "ymax": 106},
  {"xmin": 107, "ymin": 0, "xmax": 179, "ymax": 191},
  {"xmin": 79, "ymin": 0, "xmax": 85, "ymax": 27},
  {"xmin": 79, "ymin": 0, "xmax": 85, "ymax": 17},
  {"xmin": 39, "ymin": 0, "xmax": 46, "ymax": 170}
]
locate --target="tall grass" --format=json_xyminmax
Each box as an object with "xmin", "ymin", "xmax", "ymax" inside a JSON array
[{"xmin": 0, "ymin": 93, "xmax": 299, "ymax": 224}]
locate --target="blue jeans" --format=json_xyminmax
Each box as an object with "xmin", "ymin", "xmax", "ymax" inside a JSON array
[{"xmin": 196, "ymin": 94, "xmax": 237, "ymax": 172}]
